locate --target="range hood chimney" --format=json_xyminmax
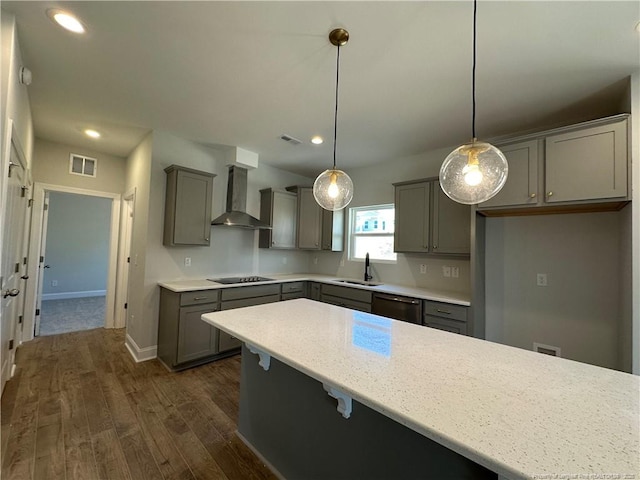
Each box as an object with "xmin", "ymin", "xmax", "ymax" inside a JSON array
[{"xmin": 211, "ymin": 166, "xmax": 271, "ymax": 229}]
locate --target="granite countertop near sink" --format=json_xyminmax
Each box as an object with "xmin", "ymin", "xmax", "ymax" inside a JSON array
[{"xmin": 158, "ymin": 273, "xmax": 470, "ymax": 306}]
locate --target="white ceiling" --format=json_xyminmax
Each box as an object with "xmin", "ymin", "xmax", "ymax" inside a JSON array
[{"xmin": 3, "ymin": 1, "xmax": 639, "ymax": 177}]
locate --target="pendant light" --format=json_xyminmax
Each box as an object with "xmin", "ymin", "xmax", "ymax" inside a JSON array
[
  {"xmin": 313, "ymin": 28, "xmax": 354, "ymax": 211},
  {"xmin": 439, "ymin": 0, "xmax": 508, "ymax": 205}
]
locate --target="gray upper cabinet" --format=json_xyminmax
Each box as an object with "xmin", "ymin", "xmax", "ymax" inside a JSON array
[
  {"xmin": 259, "ymin": 188, "xmax": 297, "ymax": 249},
  {"xmin": 478, "ymin": 115, "xmax": 629, "ymax": 213},
  {"xmin": 163, "ymin": 165, "xmax": 215, "ymax": 246},
  {"xmin": 394, "ymin": 181, "xmax": 430, "ymax": 253},
  {"xmin": 545, "ymin": 119, "xmax": 628, "ymax": 203},
  {"xmin": 321, "ymin": 208, "xmax": 344, "ymax": 251},
  {"xmin": 394, "ymin": 179, "xmax": 470, "ymax": 255},
  {"xmin": 432, "ymin": 186, "xmax": 471, "ymax": 255},
  {"xmin": 287, "ymin": 186, "xmax": 322, "ymax": 250},
  {"xmin": 477, "ymin": 140, "xmax": 539, "ymax": 208}
]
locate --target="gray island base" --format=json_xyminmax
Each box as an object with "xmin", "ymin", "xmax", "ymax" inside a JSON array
[{"xmin": 239, "ymin": 344, "xmax": 496, "ymax": 480}]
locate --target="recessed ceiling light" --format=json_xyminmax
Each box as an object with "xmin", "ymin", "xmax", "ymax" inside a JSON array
[
  {"xmin": 311, "ymin": 136, "xmax": 324, "ymax": 145},
  {"xmin": 47, "ymin": 9, "xmax": 85, "ymax": 34},
  {"xmin": 84, "ymin": 129, "xmax": 101, "ymax": 138}
]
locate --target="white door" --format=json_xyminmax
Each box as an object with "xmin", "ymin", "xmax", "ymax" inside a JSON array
[
  {"xmin": 33, "ymin": 192, "xmax": 50, "ymax": 337},
  {"xmin": 116, "ymin": 194, "xmax": 134, "ymax": 328},
  {"xmin": 1, "ymin": 141, "xmax": 28, "ymax": 392}
]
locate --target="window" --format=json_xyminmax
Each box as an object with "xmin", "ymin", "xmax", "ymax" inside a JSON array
[
  {"xmin": 69, "ymin": 154, "xmax": 97, "ymax": 177},
  {"xmin": 349, "ymin": 204, "xmax": 396, "ymax": 262}
]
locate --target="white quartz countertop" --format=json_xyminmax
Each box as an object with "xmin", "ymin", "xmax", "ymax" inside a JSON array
[
  {"xmin": 158, "ymin": 273, "xmax": 470, "ymax": 306},
  {"xmin": 201, "ymin": 299, "xmax": 640, "ymax": 480}
]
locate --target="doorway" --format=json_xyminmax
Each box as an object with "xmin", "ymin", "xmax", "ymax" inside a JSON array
[
  {"xmin": 36, "ymin": 191, "xmax": 113, "ymax": 336},
  {"xmin": 23, "ymin": 184, "xmax": 120, "ymax": 342}
]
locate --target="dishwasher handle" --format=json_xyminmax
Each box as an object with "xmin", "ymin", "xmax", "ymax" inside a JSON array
[{"xmin": 373, "ymin": 293, "xmax": 420, "ymax": 305}]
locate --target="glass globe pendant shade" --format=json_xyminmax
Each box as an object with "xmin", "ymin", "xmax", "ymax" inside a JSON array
[
  {"xmin": 313, "ymin": 168, "xmax": 354, "ymax": 211},
  {"xmin": 439, "ymin": 140, "xmax": 508, "ymax": 205}
]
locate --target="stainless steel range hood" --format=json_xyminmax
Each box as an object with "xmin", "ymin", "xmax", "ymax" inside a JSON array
[{"xmin": 211, "ymin": 166, "xmax": 271, "ymax": 229}]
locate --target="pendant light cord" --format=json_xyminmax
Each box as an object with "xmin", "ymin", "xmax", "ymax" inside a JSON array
[
  {"xmin": 472, "ymin": 0, "xmax": 477, "ymax": 140},
  {"xmin": 333, "ymin": 44, "xmax": 341, "ymax": 170}
]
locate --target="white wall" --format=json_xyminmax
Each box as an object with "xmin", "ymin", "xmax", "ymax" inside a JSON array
[
  {"xmin": 32, "ymin": 138, "xmax": 126, "ymax": 193},
  {"xmin": 309, "ymin": 145, "xmax": 471, "ymax": 296},
  {"xmin": 42, "ymin": 192, "xmax": 112, "ymax": 297},
  {"xmin": 630, "ymin": 71, "xmax": 640, "ymax": 375},
  {"xmin": 129, "ymin": 131, "xmax": 314, "ymax": 352},
  {"xmin": 484, "ymin": 211, "xmax": 626, "ymax": 371}
]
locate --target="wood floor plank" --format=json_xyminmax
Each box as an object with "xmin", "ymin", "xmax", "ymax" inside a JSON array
[
  {"xmin": 79, "ymin": 371, "xmax": 114, "ymax": 435},
  {"xmin": 1, "ymin": 399, "xmax": 38, "ymax": 480},
  {"xmin": 91, "ymin": 428, "xmax": 132, "ymax": 480},
  {"xmin": 34, "ymin": 414, "xmax": 65, "ymax": 480},
  {"xmin": 1, "ymin": 328, "xmax": 276, "ymax": 480},
  {"xmin": 119, "ymin": 430, "xmax": 164, "ymax": 480},
  {"xmin": 127, "ymin": 389, "xmax": 196, "ymax": 480}
]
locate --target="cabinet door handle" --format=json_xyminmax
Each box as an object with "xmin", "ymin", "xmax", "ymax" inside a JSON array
[
  {"xmin": 205, "ymin": 237, "xmax": 209, "ymax": 241},
  {"xmin": 547, "ymin": 191, "xmax": 553, "ymax": 197},
  {"xmin": 436, "ymin": 309, "xmax": 451, "ymax": 314},
  {"xmin": 530, "ymin": 193, "xmax": 536, "ymax": 198}
]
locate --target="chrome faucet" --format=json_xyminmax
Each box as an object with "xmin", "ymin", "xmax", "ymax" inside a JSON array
[{"xmin": 364, "ymin": 252, "xmax": 373, "ymax": 282}]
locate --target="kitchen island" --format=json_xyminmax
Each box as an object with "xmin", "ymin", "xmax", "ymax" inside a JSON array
[{"xmin": 202, "ymin": 299, "xmax": 639, "ymax": 480}]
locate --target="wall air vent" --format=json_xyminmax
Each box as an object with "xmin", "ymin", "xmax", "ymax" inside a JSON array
[
  {"xmin": 69, "ymin": 153, "xmax": 97, "ymax": 177},
  {"xmin": 533, "ymin": 342, "xmax": 561, "ymax": 357},
  {"xmin": 279, "ymin": 134, "xmax": 302, "ymax": 145}
]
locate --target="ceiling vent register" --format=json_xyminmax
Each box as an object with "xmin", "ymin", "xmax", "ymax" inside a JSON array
[
  {"xmin": 279, "ymin": 134, "xmax": 302, "ymax": 145},
  {"xmin": 69, "ymin": 153, "xmax": 97, "ymax": 177}
]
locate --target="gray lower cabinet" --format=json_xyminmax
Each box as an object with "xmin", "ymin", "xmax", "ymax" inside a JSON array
[
  {"xmin": 281, "ymin": 281, "xmax": 307, "ymax": 300},
  {"xmin": 320, "ymin": 284, "xmax": 372, "ymax": 312},
  {"xmin": 163, "ymin": 165, "xmax": 215, "ymax": 246},
  {"xmin": 158, "ymin": 288, "xmax": 222, "ymax": 370},
  {"xmin": 308, "ymin": 282, "xmax": 321, "ymax": 301},
  {"xmin": 423, "ymin": 300, "xmax": 468, "ymax": 335}
]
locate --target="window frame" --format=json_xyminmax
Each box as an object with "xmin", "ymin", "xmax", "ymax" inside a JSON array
[
  {"xmin": 348, "ymin": 203, "xmax": 397, "ymax": 264},
  {"xmin": 69, "ymin": 153, "xmax": 98, "ymax": 178}
]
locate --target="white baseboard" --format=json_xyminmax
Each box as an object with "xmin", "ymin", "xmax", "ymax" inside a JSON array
[
  {"xmin": 42, "ymin": 290, "xmax": 107, "ymax": 301},
  {"xmin": 125, "ymin": 333, "xmax": 157, "ymax": 363}
]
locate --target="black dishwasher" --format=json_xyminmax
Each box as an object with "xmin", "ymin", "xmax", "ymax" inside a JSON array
[{"xmin": 371, "ymin": 293, "xmax": 422, "ymax": 324}]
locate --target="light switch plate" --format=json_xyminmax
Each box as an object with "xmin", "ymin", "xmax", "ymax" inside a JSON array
[
  {"xmin": 419, "ymin": 264, "xmax": 427, "ymax": 274},
  {"xmin": 442, "ymin": 266, "xmax": 451, "ymax": 277},
  {"xmin": 536, "ymin": 273, "xmax": 548, "ymax": 286},
  {"xmin": 451, "ymin": 266, "xmax": 459, "ymax": 278},
  {"xmin": 184, "ymin": 257, "xmax": 191, "ymax": 267}
]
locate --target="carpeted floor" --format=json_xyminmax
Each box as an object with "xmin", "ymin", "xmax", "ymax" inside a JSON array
[{"xmin": 39, "ymin": 296, "xmax": 105, "ymax": 336}]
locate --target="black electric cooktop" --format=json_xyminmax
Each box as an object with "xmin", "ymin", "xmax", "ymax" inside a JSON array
[{"xmin": 207, "ymin": 276, "xmax": 274, "ymax": 285}]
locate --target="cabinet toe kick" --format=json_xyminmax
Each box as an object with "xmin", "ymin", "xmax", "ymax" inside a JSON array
[{"xmin": 247, "ymin": 343, "xmax": 271, "ymax": 371}]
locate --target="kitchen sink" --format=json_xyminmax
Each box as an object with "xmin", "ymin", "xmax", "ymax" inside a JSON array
[{"xmin": 335, "ymin": 279, "xmax": 383, "ymax": 287}]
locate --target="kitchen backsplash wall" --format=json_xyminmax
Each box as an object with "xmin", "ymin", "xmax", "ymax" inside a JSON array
[{"xmin": 308, "ymin": 144, "xmax": 471, "ymax": 296}]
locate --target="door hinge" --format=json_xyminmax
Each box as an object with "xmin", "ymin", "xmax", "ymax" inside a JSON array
[
  {"xmin": 9, "ymin": 340, "xmax": 14, "ymax": 350},
  {"xmin": 28, "ymin": 198, "xmax": 33, "ymax": 207},
  {"xmin": 40, "ymin": 256, "xmax": 44, "ymax": 263},
  {"xmin": 127, "ymin": 257, "xmax": 130, "ymax": 263},
  {"xmin": 18, "ymin": 315, "xmax": 23, "ymax": 324},
  {"xmin": 14, "ymin": 263, "xmax": 19, "ymax": 273},
  {"xmin": 35, "ymin": 308, "xmax": 40, "ymax": 316},
  {"xmin": 124, "ymin": 303, "xmax": 128, "ymax": 309},
  {"xmin": 21, "ymin": 186, "xmax": 27, "ymax": 197},
  {"xmin": 23, "ymin": 257, "xmax": 27, "ymax": 265},
  {"xmin": 44, "ymin": 203, "xmax": 48, "ymax": 211}
]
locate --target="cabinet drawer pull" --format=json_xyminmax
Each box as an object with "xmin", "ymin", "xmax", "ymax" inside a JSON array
[
  {"xmin": 193, "ymin": 296, "xmax": 208, "ymax": 301},
  {"xmin": 436, "ymin": 309, "xmax": 452, "ymax": 314}
]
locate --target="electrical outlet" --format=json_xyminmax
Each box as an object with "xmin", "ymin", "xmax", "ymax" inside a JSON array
[
  {"xmin": 419, "ymin": 264, "xmax": 427, "ymax": 274},
  {"xmin": 536, "ymin": 273, "xmax": 548, "ymax": 287},
  {"xmin": 442, "ymin": 266, "xmax": 451, "ymax": 278},
  {"xmin": 313, "ymin": 257, "xmax": 318, "ymax": 265},
  {"xmin": 51, "ymin": 280, "xmax": 58, "ymax": 287},
  {"xmin": 184, "ymin": 257, "xmax": 191, "ymax": 267},
  {"xmin": 451, "ymin": 266, "xmax": 459, "ymax": 278}
]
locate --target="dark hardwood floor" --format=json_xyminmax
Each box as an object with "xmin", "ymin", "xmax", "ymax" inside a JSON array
[{"xmin": 1, "ymin": 328, "xmax": 277, "ymax": 480}]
